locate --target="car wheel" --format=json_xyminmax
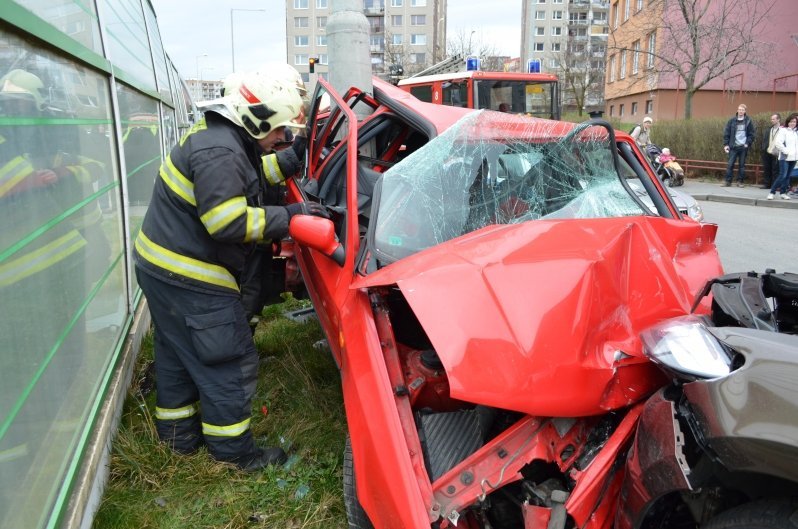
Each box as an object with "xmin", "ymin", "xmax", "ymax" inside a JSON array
[
  {"xmin": 702, "ymin": 499, "xmax": 798, "ymax": 529},
  {"xmin": 343, "ymin": 436, "xmax": 374, "ymax": 529}
]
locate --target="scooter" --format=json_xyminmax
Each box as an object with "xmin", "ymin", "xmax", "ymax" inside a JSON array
[{"xmin": 618, "ymin": 270, "xmax": 798, "ymax": 529}]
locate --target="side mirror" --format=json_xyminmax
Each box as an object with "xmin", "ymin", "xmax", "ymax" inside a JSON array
[{"xmin": 289, "ymin": 215, "xmax": 345, "ymax": 266}]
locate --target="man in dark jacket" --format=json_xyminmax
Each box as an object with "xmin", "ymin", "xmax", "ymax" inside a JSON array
[
  {"xmin": 133, "ymin": 71, "xmax": 327, "ymax": 471},
  {"xmin": 722, "ymin": 104, "xmax": 756, "ymax": 187}
]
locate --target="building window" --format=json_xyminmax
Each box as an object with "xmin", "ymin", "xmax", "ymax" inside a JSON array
[
  {"xmin": 536, "ymin": 10, "xmax": 546, "ymax": 20},
  {"xmin": 411, "ymin": 14, "xmax": 426, "ymax": 25},
  {"xmin": 550, "ymin": 58, "xmax": 558, "ymax": 68},
  {"xmin": 317, "ymin": 35, "xmax": 327, "ymax": 46},
  {"xmin": 294, "ymin": 35, "xmax": 309, "ymax": 46},
  {"xmin": 636, "ymin": 0, "xmax": 643, "ymax": 10},
  {"xmin": 412, "ymin": 52, "xmax": 426, "ymax": 63},
  {"xmin": 623, "ymin": 0, "xmax": 630, "ymax": 20},
  {"xmin": 317, "ymin": 16, "xmax": 327, "ymax": 27},
  {"xmin": 392, "ymin": 34, "xmax": 403, "ymax": 45},
  {"xmin": 319, "ymin": 54, "xmax": 328, "ymax": 64},
  {"xmin": 610, "ymin": 105, "xmax": 615, "ymax": 116},
  {"xmin": 646, "ymin": 99, "xmax": 653, "ymax": 113},
  {"xmin": 631, "ymin": 101, "xmax": 638, "ymax": 114},
  {"xmin": 536, "ymin": 27, "xmax": 545, "ymax": 36},
  {"xmin": 294, "ymin": 0, "xmax": 308, "ymax": 8},
  {"xmin": 553, "ymin": 0, "xmax": 563, "ymax": 3},
  {"xmin": 295, "ymin": 17, "xmax": 309, "ymax": 27},
  {"xmin": 647, "ymin": 32, "xmax": 656, "ymax": 68},
  {"xmin": 612, "ymin": 1, "xmax": 619, "ymax": 28},
  {"xmin": 619, "ymin": 103, "xmax": 625, "ymax": 116},
  {"xmin": 411, "ymin": 34, "xmax": 426, "ymax": 45},
  {"xmin": 391, "ymin": 0, "xmax": 402, "ymax": 5},
  {"xmin": 552, "ymin": 26, "xmax": 562, "ymax": 35},
  {"xmin": 553, "ymin": 10, "xmax": 563, "ymax": 19},
  {"xmin": 411, "ymin": 0, "xmax": 426, "ymax": 5},
  {"xmin": 609, "ymin": 55, "xmax": 616, "ymax": 81},
  {"xmin": 533, "ymin": 42, "xmax": 544, "ymax": 51},
  {"xmin": 295, "ymin": 54, "xmax": 309, "ymax": 65},
  {"xmin": 316, "ymin": 0, "xmax": 328, "ymax": 7},
  {"xmin": 551, "ymin": 42, "xmax": 561, "ymax": 51},
  {"xmin": 619, "ymin": 49, "xmax": 627, "ymax": 79},
  {"xmin": 538, "ymin": 0, "xmax": 547, "ymax": 2},
  {"xmin": 392, "ymin": 15, "xmax": 403, "ymax": 26},
  {"xmin": 632, "ymin": 40, "xmax": 640, "ymax": 74}
]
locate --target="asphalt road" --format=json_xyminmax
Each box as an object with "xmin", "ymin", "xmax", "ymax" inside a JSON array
[{"xmin": 699, "ymin": 200, "xmax": 798, "ymax": 274}]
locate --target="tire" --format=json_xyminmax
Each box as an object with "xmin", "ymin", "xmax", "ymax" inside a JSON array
[
  {"xmin": 702, "ymin": 499, "xmax": 798, "ymax": 529},
  {"xmin": 343, "ymin": 436, "xmax": 374, "ymax": 529}
]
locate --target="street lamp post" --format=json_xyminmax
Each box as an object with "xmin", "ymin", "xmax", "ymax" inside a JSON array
[
  {"xmin": 230, "ymin": 8, "xmax": 268, "ymax": 72},
  {"xmin": 195, "ymin": 53, "xmax": 208, "ymax": 81}
]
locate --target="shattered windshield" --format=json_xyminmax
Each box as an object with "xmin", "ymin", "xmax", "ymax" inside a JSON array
[{"xmin": 373, "ymin": 111, "xmax": 649, "ymax": 262}]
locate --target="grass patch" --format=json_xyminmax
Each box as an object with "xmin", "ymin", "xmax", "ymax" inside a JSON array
[{"xmin": 93, "ymin": 296, "xmax": 348, "ymax": 529}]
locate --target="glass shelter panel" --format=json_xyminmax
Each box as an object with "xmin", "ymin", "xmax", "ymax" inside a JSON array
[
  {"xmin": 0, "ymin": 30, "xmax": 127, "ymax": 528},
  {"xmin": 101, "ymin": 0, "xmax": 156, "ymax": 91},
  {"xmin": 16, "ymin": 0, "xmax": 104, "ymax": 53}
]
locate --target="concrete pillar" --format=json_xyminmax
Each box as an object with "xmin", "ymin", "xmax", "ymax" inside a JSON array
[{"xmin": 327, "ymin": 0, "xmax": 373, "ymax": 120}]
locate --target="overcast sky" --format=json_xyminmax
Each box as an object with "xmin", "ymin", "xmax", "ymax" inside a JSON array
[{"xmin": 150, "ymin": 0, "xmax": 522, "ymax": 81}]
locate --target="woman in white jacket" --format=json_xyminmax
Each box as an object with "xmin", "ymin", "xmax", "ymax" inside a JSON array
[{"xmin": 768, "ymin": 112, "xmax": 798, "ymax": 200}]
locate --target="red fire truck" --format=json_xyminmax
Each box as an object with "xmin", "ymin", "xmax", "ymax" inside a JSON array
[{"xmin": 398, "ymin": 70, "xmax": 560, "ymax": 120}]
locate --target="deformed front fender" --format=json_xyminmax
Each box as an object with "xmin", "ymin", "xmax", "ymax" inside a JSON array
[{"xmin": 615, "ymin": 389, "xmax": 691, "ymax": 529}]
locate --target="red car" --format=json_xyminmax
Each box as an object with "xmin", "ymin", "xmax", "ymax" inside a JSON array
[{"xmin": 284, "ymin": 78, "xmax": 724, "ymax": 529}]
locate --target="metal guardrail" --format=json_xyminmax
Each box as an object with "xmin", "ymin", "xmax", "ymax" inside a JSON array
[{"xmin": 680, "ymin": 158, "xmax": 763, "ymax": 183}]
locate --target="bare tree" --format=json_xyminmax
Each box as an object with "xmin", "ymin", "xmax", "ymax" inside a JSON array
[
  {"xmin": 446, "ymin": 28, "xmax": 505, "ymax": 71},
  {"xmin": 611, "ymin": 0, "xmax": 774, "ymax": 119},
  {"xmin": 383, "ymin": 28, "xmax": 436, "ymax": 77},
  {"xmin": 548, "ymin": 36, "xmax": 605, "ymax": 117}
]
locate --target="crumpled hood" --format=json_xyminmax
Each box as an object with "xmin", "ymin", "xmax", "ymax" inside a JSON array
[{"xmin": 354, "ymin": 216, "xmax": 722, "ymax": 416}]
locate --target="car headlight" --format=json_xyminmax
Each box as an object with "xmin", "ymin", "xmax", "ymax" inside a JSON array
[
  {"xmin": 687, "ymin": 203, "xmax": 704, "ymax": 222},
  {"xmin": 640, "ymin": 316, "xmax": 730, "ymax": 379}
]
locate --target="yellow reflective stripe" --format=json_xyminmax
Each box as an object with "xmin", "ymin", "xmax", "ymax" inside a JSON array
[
  {"xmin": 134, "ymin": 231, "xmax": 239, "ymax": 291},
  {"xmin": 155, "ymin": 402, "xmax": 199, "ymax": 420},
  {"xmin": 159, "ymin": 154, "xmax": 196, "ymax": 205},
  {"xmin": 0, "ymin": 444, "xmax": 28, "ymax": 463},
  {"xmin": 202, "ymin": 418, "xmax": 250, "ymax": 437},
  {"xmin": 245, "ymin": 207, "xmax": 265, "ymax": 242},
  {"xmin": 66, "ymin": 164, "xmax": 92, "ymax": 183},
  {"xmin": 200, "ymin": 196, "xmax": 247, "ymax": 235},
  {"xmin": 0, "ymin": 230, "xmax": 86, "ymax": 287},
  {"xmin": 0, "ymin": 156, "xmax": 35, "ymax": 197},
  {"xmin": 262, "ymin": 153, "xmax": 285, "ymax": 185}
]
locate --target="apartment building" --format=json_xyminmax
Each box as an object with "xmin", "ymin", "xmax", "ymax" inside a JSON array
[
  {"xmin": 521, "ymin": 0, "xmax": 609, "ymax": 111},
  {"xmin": 285, "ymin": 0, "xmax": 447, "ymax": 83},
  {"xmin": 186, "ymin": 78, "xmax": 224, "ymax": 102},
  {"xmin": 604, "ymin": 0, "xmax": 798, "ymax": 121}
]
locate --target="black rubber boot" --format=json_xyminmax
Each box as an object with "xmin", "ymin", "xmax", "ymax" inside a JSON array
[{"xmin": 238, "ymin": 447, "xmax": 287, "ymax": 472}]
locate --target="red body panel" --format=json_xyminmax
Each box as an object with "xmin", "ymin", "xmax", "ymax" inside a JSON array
[{"xmin": 353, "ymin": 217, "xmax": 722, "ymax": 416}]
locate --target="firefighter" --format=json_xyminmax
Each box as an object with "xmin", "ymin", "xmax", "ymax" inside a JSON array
[
  {"xmin": 218, "ymin": 65, "xmax": 310, "ymax": 332},
  {"xmin": 133, "ymin": 71, "xmax": 328, "ymax": 471}
]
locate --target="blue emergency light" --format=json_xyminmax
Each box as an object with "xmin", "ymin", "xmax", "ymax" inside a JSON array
[
  {"xmin": 528, "ymin": 59, "xmax": 541, "ymax": 73},
  {"xmin": 466, "ymin": 56, "xmax": 480, "ymax": 71}
]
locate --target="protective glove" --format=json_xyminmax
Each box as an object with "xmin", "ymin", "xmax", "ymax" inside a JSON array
[
  {"xmin": 291, "ymin": 134, "xmax": 307, "ymax": 158},
  {"xmin": 285, "ymin": 201, "xmax": 330, "ymax": 220}
]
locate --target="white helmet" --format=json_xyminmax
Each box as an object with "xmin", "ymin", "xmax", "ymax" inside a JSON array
[
  {"xmin": 256, "ymin": 62, "xmax": 307, "ymax": 97},
  {"xmin": 223, "ymin": 73, "xmax": 304, "ymax": 139}
]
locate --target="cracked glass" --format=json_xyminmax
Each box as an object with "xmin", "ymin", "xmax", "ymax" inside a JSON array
[{"xmin": 373, "ymin": 111, "xmax": 649, "ymax": 262}]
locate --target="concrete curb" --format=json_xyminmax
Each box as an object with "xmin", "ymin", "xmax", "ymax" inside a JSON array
[{"xmin": 692, "ymin": 194, "xmax": 798, "ymax": 209}]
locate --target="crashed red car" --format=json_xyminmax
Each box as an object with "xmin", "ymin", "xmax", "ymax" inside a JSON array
[{"xmin": 283, "ymin": 78, "xmax": 725, "ymax": 528}]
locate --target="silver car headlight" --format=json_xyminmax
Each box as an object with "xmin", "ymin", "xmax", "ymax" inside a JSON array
[
  {"xmin": 640, "ymin": 316, "xmax": 730, "ymax": 379},
  {"xmin": 687, "ymin": 203, "xmax": 704, "ymax": 222}
]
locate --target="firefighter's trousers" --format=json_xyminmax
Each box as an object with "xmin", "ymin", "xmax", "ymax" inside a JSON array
[{"xmin": 136, "ymin": 268, "xmax": 260, "ymax": 463}]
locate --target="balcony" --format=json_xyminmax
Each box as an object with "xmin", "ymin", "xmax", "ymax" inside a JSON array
[
  {"xmin": 364, "ymin": 6, "xmax": 385, "ymax": 15},
  {"xmin": 568, "ymin": 19, "xmax": 589, "ymax": 25},
  {"xmin": 591, "ymin": 0, "xmax": 610, "ymax": 9}
]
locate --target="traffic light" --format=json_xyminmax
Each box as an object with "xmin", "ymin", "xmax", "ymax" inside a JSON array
[{"xmin": 308, "ymin": 57, "xmax": 318, "ymax": 73}]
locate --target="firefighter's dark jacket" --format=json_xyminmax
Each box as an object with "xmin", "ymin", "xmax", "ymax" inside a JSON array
[{"xmin": 134, "ymin": 112, "xmax": 302, "ymax": 294}]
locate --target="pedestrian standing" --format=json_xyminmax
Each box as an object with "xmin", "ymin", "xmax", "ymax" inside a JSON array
[
  {"xmin": 722, "ymin": 104, "xmax": 756, "ymax": 187},
  {"xmin": 133, "ymin": 72, "xmax": 329, "ymax": 471},
  {"xmin": 759, "ymin": 113, "xmax": 781, "ymax": 189},
  {"xmin": 767, "ymin": 113, "xmax": 798, "ymax": 200}
]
